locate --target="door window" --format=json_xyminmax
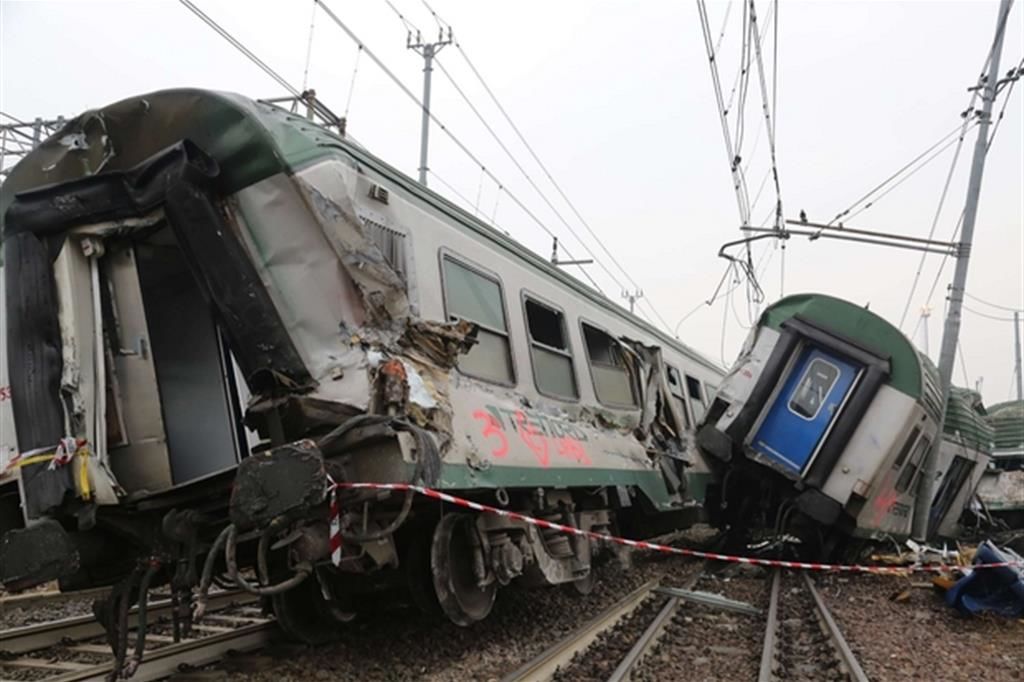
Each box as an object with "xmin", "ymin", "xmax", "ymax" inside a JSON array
[{"xmin": 788, "ymin": 358, "xmax": 840, "ymax": 420}]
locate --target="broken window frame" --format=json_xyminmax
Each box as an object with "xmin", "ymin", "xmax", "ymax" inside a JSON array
[
  {"xmin": 684, "ymin": 373, "xmax": 706, "ymax": 422},
  {"xmin": 439, "ymin": 252, "xmax": 517, "ymax": 387},
  {"xmin": 666, "ymin": 364, "xmax": 692, "ymax": 428},
  {"xmin": 579, "ymin": 320, "xmax": 638, "ymax": 409},
  {"xmin": 521, "ymin": 292, "xmax": 579, "ymax": 401},
  {"xmin": 895, "ymin": 435, "xmax": 931, "ymax": 493}
]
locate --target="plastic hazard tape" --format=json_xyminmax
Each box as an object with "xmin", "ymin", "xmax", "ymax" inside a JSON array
[{"xmin": 328, "ymin": 481, "xmax": 1024, "ymax": 575}]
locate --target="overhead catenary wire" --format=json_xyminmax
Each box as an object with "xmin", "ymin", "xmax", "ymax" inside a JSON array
[
  {"xmin": 343, "ymin": 45, "xmax": 363, "ymax": 120},
  {"xmin": 301, "ymin": 0, "xmax": 317, "ymax": 91},
  {"xmin": 965, "ymin": 291, "xmax": 1024, "ymax": 313},
  {"xmin": 962, "ymin": 304, "xmax": 1021, "ymax": 322},
  {"xmin": 179, "ymin": 0, "xmax": 301, "ymax": 97},
  {"xmin": 313, "ymin": 0, "xmax": 606, "ymax": 293},
  {"xmin": 442, "ymin": 25, "xmax": 677, "ymax": 332},
  {"xmin": 429, "ymin": 57, "xmax": 649, "ymax": 318}
]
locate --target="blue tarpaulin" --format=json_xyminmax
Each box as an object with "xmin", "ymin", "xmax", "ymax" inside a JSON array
[{"xmin": 945, "ymin": 540, "xmax": 1024, "ymax": 618}]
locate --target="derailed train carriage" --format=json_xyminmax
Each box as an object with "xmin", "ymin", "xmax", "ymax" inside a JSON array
[
  {"xmin": 696, "ymin": 293, "xmax": 991, "ymax": 556},
  {"xmin": 976, "ymin": 400, "xmax": 1024, "ymax": 528},
  {"xmin": 0, "ymin": 89, "xmax": 723, "ymax": 641}
]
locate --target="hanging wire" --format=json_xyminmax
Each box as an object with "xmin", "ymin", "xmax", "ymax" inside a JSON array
[
  {"xmin": 438, "ymin": 31, "xmax": 676, "ymax": 329},
  {"xmin": 962, "ymin": 305, "xmax": 1020, "ymax": 322},
  {"xmin": 965, "ymin": 292, "xmax": 1024, "ymax": 313},
  {"xmin": 179, "ymin": 0, "xmax": 301, "ymax": 96},
  {"xmin": 301, "ymin": 0, "xmax": 317, "ymax": 90},
  {"xmin": 314, "ymin": 2, "xmax": 610, "ymax": 292},
  {"xmin": 343, "ymin": 45, "xmax": 363, "ymax": 120},
  {"xmin": 473, "ymin": 166, "xmax": 485, "ymax": 216},
  {"xmin": 384, "ymin": 0, "xmax": 417, "ymax": 33}
]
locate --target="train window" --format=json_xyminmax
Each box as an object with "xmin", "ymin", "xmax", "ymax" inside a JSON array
[
  {"xmin": 442, "ymin": 257, "xmax": 514, "ymax": 385},
  {"xmin": 787, "ymin": 359, "xmax": 840, "ymax": 420},
  {"xmin": 895, "ymin": 436, "xmax": 930, "ymax": 493},
  {"xmin": 666, "ymin": 366, "xmax": 691, "ymax": 428},
  {"xmin": 524, "ymin": 298, "xmax": 578, "ymax": 400},
  {"xmin": 684, "ymin": 373, "xmax": 706, "ymax": 421},
  {"xmin": 892, "ymin": 427, "xmax": 921, "ymax": 469},
  {"xmin": 582, "ymin": 323, "xmax": 637, "ymax": 407}
]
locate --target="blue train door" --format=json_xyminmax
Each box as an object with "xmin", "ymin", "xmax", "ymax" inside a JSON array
[{"xmin": 751, "ymin": 346, "xmax": 859, "ymax": 477}]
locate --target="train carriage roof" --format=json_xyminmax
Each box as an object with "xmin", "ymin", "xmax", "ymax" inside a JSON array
[
  {"xmin": 759, "ymin": 293, "xmax": 997, "ymax": 447},
  {"xmin": 0, "ymin": 88, "xmax": 722, "ymax": 375},
  {"xmin": 759, "ymin": 293, "xmax": 938, "ymax": 403},
  {"xmin": 986, "ymin": 400, "xmax": 1024, "ymax": 453}
]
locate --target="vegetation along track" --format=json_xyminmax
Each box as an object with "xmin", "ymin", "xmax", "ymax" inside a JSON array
[{"xmin": 0, "ymin": 591, "xmax": 273, "ymax": 681}]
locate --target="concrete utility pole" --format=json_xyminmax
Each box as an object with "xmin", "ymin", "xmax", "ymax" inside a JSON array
[
  {"xmin": 408, "ymin": 28, "xmax": 453, "ymax": 186},
  {"xmin": 912, "ymin": 0, "xmax": 1013, "ymax": 541},
  {"xmin": 1015, "ymin": 310, "xmax": 1023, "ymax": 401}
]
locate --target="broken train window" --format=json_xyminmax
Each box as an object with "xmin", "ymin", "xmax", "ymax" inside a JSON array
[
  {"xmin": 684, "ymin": 373, "xmax": 706, "ymax": 422},
  {"xmin": 524, "ymin": 296, "xmax": 578, "ymax": 400},
  {"xmin": 442, "ymin": 256, "xmax": 514, "ymax": 385},
  {"xmin": 895, "ymin": 436, "xmax": 930, "ymax": 493},
  {"xmin": 581, "ymin": 323, "xmax": 637, "ymax": 408},
  {"xmin": 666, "ymin": 365, "xmax": 691, "ymax": 428}
]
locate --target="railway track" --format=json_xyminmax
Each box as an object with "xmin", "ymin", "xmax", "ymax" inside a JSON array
[
  {"xmin": 503, "ymin": 563, "xmax": 869, "ymax": 682},
  {"xmin": 758, "ymin": 571, "xmax": 868, "ymax": 682},
  {"xmin": 0, "ymin": 591, "xmax": 275, "ymax": 682}
]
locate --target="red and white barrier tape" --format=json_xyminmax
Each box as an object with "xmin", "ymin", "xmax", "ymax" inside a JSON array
[{"xmin": 327, "ymin": 481, "xmax": 1023, "ymax": 575}]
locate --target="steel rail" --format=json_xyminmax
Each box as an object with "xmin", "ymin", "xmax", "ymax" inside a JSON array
[
  {"xmin": 606, "ymin": 564, "xmax": 707, "ymax": 682},
  {"xmin": 803, "ymin": 573, "xmax": 869, "ymax": 682},
  {"xmin": 757, "ymin": 569, "xmax": 782, "ymax": 681},
  {"xmin": 500, "ymin": 579, "xmax": 658, "ymax": 682},
  {"xmin": 43, "ymin": 621, "xmax": 276, "ymax": 682},
  {"xmin": 0, "ymin": 590, "xmax": 254, "ymax": 654},
  {"xmin": 0, "ymin": 587, "xmax": 111, "ymax": 611}
]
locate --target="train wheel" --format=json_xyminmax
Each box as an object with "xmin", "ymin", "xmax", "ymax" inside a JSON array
[
  {"xmin": 271, "ymin": 576, "xmax": 342, "ymax": 644},
  {"xmin": 430, "ymin": 513, "xmax": 496, "ymax": 626}
]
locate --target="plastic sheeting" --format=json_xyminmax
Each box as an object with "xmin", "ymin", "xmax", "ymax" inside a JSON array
[{"xmin": 946, "ymin": 540, "xmax": 1024, "ymax": 617}]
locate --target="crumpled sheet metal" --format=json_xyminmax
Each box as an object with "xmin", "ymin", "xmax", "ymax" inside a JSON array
[
  {"xmin": 946, "ymin": 540, "xmax": 1024, "ymax": 617},
  {"xmin": 227, "ymin": 157, "xmax": 476, "ymax": 444}
]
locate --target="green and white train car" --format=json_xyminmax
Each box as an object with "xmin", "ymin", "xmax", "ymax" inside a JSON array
[
  {"xmin": 0, "ymin": 89, "xmax": 721, "ymax": 638},
  {"xmin": 977, "ymin": 400, "xmax": 1024, "ymax": 527},
  {"xmin": 696, "ymin": 293, "xmax": 991, "ymax": 554}
]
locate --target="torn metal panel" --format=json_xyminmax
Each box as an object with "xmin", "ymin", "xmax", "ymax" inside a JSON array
[
  {"xmin": 293, "ymin": 160, "xmax": 410, "ymax": 324},
  {"xmin": 230, "ymin": 172, "xmax": 367, "ymax": 392}
]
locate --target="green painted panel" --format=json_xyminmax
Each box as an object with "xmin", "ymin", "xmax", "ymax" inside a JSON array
[
  {"xmin": 986, "ymin": 400, "xmax": 1024, "ymax": 452},
  {"xmin": 944, "ymin": 387, "xmax": 994, "ymax": 453},
  {"xmin": 437, "ymin": 463, "xmax": 677, "ymax": 511},
  {"xmin": 759, "ymin": 293, "xmax": 927, "ymax": 400}
]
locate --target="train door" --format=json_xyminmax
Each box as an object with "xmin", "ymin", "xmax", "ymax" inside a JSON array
[
  {"xmin": 929, "ymin": 455, "xmax": 975, "ymax": 533},
  {"xmin": 750, "ymin": 346, "xmax": 859, "ymax": 477}
]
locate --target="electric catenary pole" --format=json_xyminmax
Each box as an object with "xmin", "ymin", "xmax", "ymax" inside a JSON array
[
  {"xmin": 912, "ymin": 0, "xmax": 1014, "ymax": 541},
  {"xmin": 408, "ymin": 26, "xmax": 453, "ymax": 186},
  {"xmin": 1015, "ymin": 310, "xmax": 1023, "ymax": 401}
]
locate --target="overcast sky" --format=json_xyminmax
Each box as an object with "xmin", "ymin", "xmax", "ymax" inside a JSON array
[{"xmin": 2, "ymin": 0, "xmax": 1022, "ymax": 406}]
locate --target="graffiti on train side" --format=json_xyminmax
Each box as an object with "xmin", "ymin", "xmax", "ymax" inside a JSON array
[{"xmin": 471, "ymin": 405, "xmax": 592, "ymax": 468}]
